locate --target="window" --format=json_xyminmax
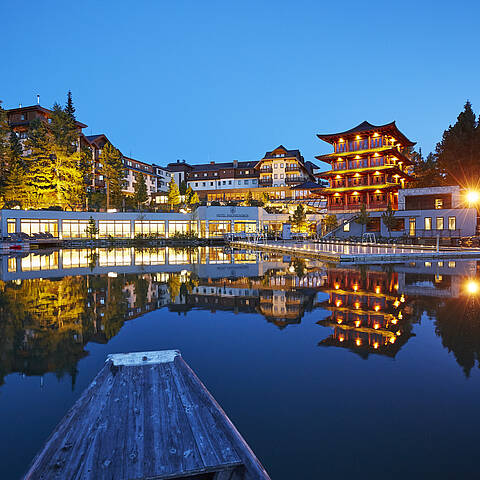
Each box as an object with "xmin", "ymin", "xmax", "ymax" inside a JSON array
[
  {"xmin": 99, "ymin": 221, "xmax": 131, "ymax": 238},
  {"xmin": 195, "ymin": 182, "xmax": 198, "ymax": 187},
  {"xmin": 409, "ymin": 218, "xmax": 416, "ymax": 236},
  {"xmin": 343, "ymin": 222, "xmax": 350, "ymax": 232},
  {"xmin": 202, "ymin": 182, "xmax": 206, "ymax": 186},
  {"xmin": 62, "ymin": 220, "xmax": 90, "ymax": 238},
  {"xmin": 435, "ymin": 198, "xmax": 443, "ymax": 209},
  {"xmin": 280, "ymin": 164, "xmax": 284, "ymax": 168},
  {"xmin": 245, "ymin": 180, "xmax": 249, "ymax": 184},
  {"xmin": 7, "ymin": 219, "xmax": 16, "ymax": 234},
  {"xmin": 436, "ymin": 217, "xmax": 444, "ymax": 230},
  {"xmin": 245, "ymin": 170, "xmax": 249, "ymax": 174},
  {"xmin": 274, "ymin": 174, "xmax": 278, "ymax": 179},
  {"xmin": 280, "ymin": 174, "xmax": 284, "ymax": 179},
  {"xmin": 210, "ymin": 182, "xmax": 213, "ymax": 186},
  {"xmin": 274, "ymin": 164, "xmax": 278, "ymax": 168},
  {"xmin": 424, "ymin": 217, "xmax": 432, "ymax": 230},
  {"xmin": 448, "ymin": 216, "xmax": 456, "ymax": 230},
  {"xmin": 228, "ymin": 180, "xmax": 232, "ymax": 185},
  {"xmin": 21, "ymin": 219, "xmax": 58, "ymax": 237}
]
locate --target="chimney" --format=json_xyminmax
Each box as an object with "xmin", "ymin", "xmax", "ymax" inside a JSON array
[
  {"xmin": 37, "ymin": 94, "xmax": 40, "ymax": 105},
  {"xmin": 210, "ymin": 161, "xmax": 215, "ymax": 165},
  {"xmin": 233, "ymin": 160, "xmax": 238, "ymax": 168}
]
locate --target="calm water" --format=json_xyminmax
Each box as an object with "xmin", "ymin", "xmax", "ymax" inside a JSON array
[{"xmin": 1, "ymin": 247, "xmax": 480, "ymax": 479}]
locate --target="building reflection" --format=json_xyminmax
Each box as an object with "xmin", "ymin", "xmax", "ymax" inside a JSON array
[
  {"xmin": 317, "ymin": 266, "xmax": 414, "ymax": 358},
  {"xmin": 1, "ymin": 249, "xmax": 480, "ymax": 385}
]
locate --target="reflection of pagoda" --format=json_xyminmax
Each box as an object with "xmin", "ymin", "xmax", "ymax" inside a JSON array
[{"xmin": 317, "ymin": 267, "xmax": 414, "ymax": 358}]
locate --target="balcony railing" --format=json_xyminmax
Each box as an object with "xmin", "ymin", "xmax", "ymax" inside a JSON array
[
  {"xmin": 285, "ymin": 165, "xmax": 299, "ymax": 172},
  {"xmin": 286, "ymin": 177, "xmax": 302, "ymax": 184},
  {"xmin": 259, "ymin": 178, "xmax": 273, "ymax": 186},
  {"xmin": 259, "ymin": 167, "xmax": 273, "ymax": 173}
]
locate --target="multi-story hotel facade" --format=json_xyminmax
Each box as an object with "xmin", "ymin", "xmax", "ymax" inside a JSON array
[
  {"xmin": 5, "ymin": 104, "xmax": 324, "ymax": 206},
  {"xmin": 316, "ymin": 121, "xmax": 415, "ymax": 213}
]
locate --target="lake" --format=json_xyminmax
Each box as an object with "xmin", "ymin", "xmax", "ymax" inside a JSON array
[{"xmin": 1, "ymin": 247, "xmax": 480, "ymax": 479}]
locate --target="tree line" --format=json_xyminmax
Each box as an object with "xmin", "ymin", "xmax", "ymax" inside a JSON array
[
  {"xmin": 0, "ymin": 93, "xmax": 201, "ymax": 212},
  {"xmin": 411, "ymin": 100, "xmax": 480, "ymax": 189}
]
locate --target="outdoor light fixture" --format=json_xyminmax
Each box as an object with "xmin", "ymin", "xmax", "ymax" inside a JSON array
[
  {"xmin": 466, "ymin": 190, "xmax": 480, "ymax": 204},
  {"xmin": 465, "ymin": 279, "xmax": 480, "ymax": 295}
]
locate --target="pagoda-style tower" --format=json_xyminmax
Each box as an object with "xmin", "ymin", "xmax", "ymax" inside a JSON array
[{"xmin": 316, "ymin": 121, "xmax": 415, "ymax": 213}]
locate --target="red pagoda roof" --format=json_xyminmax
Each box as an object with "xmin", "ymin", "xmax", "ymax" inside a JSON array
[{"xmin": 317, "ymin": 121, "xmax": 415, "ymax": 147}]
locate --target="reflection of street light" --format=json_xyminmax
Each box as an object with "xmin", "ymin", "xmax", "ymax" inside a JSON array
[{"xmin": 466, "ymin": 190, "xmax": 480, "ymax": 205}]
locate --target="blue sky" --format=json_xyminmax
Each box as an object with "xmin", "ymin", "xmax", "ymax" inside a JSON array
[{"xmin": 1, "ymin": 0, "xmax": 479, "ymax": 168}]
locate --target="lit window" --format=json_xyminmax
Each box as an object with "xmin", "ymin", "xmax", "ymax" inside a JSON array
[
  {"xmin": 448, "ymin": 216, "xmax": 456, "ymax": 230},
  {"xmin": 424, "ymin": 217, "xmax": 432, "ymax": 230},
  {"xmin": 435, "ymin": 198, "xmax": 443, "ymax": 209},
  {"xmin": 436, "ymin": 217, "xmax": 444, "ymax": 230}
]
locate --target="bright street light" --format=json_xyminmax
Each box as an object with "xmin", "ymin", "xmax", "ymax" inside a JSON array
[{"xmin": 466, "ymin": 190, "xmax": 480, "ymax": 204}]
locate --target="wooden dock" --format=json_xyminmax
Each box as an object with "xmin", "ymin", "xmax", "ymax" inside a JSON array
[
  {"xmin": 24, "ymin": 350, "xmax": 270, "ymax": 480},
  {"xmin": 230, "ymin": 240, "xmax": 480, "ymax": 263}
]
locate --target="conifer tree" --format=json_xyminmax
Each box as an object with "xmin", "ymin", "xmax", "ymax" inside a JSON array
[
  {"xmin": 185, "ymin": 185, "xmax": 193, "ymax": 203},
  {"xmin": 190, "ymin": 191, "xmax": 199, "ymax": 205},
  {"xmin": 289, "ymin": 204, "xmax": 307, "ymax": 230},
  {"xmin": 410, "ymin": 149, "xmax": 444, "ymax": 188},
  {"xmin": 381, "ymin": 203, "xmax": 396, "ymax": 238},
  {"xmin": 65, "ymin": 90, "xmax": 76, "ymax": 121},
  {"xmin": 0, "ymin": 101, "xmax": 10, "ymax": 187},
  {"xmin": 179, "ymin": 180, "xmax": 188, "ymax": 196},
  {"xmin": 24, "ymin": 118, "xmax": 55, "ymax": 207},
  {"xmin": 49, "ymin": 103, "xmax": 84, "ymax": 209},
  {"xmin": 167, "ymin": 178, "xmax": 181, "ymax": 210},
  {"xmin": 436, "ymin": 100, "xmax": 479, "ymax": 186},
  {"xmin": 355, "ymin": 204, "xmax": 370, "ymax": 236},
  {"xmin": 4, "ymin": 162, "xmax": 28, "ymax": 207},
  {"xmin": 134, "ymin": 172, "xmax": 148, "ymax": 210},
  {"xmin": 99, "ymin": 142, "xmax": 124, "ymax": 210}
]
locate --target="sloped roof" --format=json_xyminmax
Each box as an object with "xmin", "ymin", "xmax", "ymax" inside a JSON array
[
  {"xmin": 190, "ymin": 161, "xmax": 257, "ymax": 171},
  {"xmin": 317, "ymin": 121, "xmax": 415, "ymax": 146},
  {"xmin": 290, "ymin": 180, "xmax": 323, "ymax": 190},
  {"xmin": 263, "ymin": 145, "xmax": 303, "ymax": 160}
]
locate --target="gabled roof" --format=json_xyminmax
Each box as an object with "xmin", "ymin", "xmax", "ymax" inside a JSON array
[
  {"xmin": 84, "ymin": 134, "xmax": 110, "ymax": 145},
  {"xmin": 263, "ymin": 145, "xmax": 303, "ymax": 160},
  {"xmin": 317, "ymin": 121, "xmax": 415, "ymax": 146}
]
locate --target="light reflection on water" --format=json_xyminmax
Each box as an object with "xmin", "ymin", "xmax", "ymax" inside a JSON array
[{"xmin": 1, "ymin": 247, "xmax": 480, "ymax": 479}]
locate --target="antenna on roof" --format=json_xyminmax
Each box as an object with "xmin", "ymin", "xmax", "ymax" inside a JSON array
[{"xmin": 37, "ymin": 94, "xmax": 40, "ymax": 105}]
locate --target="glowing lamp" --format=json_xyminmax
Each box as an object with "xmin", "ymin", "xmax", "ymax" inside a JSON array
[
  {"xmin": 466, "ymin": 190, "xmax": 480, "ymax": 204},
  {"xmin": 466, "ymin": 279, "xmax": 480, "ymax": 295},
  {"xmin": 339, "ymin": 336, "xmax": 345, "ymax": 342},
  {"xmin": 374, "ymin": 305, "xmax": 380, "ymax": 312},
  {"xmin": 355, "ymin": 338, "xmax": 362, "ymax": 346},
  {"xmin": 355, "ymin": 320, "xmax": 361, "ymax": 327},
  {"xmin": 373, "ymin": 323, "xmax": 380, "ymax": 329},
  {"xmin": 373, "ymin": 342, "xmax": 379, "ymax": 349}
]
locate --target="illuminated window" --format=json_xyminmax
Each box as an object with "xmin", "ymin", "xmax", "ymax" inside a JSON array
[
  {"xmin": 20, "ymin": 219, "xmax": 58, "ymax": 237},
  {"xmin": 99, "ymin": 221, "xmax": 131, "ymax": 238},
  {"xmin": 448, "ymin": 216, "xmax": 456, "ymax": 230},
  {"xmin": 134, "ymin": 221, "xmax": 166, "ymax": 237},
  {"xmin": 62, "ymin": 220, "xmax": 90, "ymax": 238},
  {"xmin": 424, "ymin": 217, "xmax": 432, "ymax": 231},
  {"xmin": 7, "ymin": 219, "xmax": 16, "ymax": 234},
  {"xmin": 435, "ymin": 198, "xmax": 443, "ymax": 209},
  {"xmin": 436, "ymin": 217, "xmax": 444, "ymax": 230},
  {"xmin": 343, "ymin": 222, "xmax": 350, "ymax": 232}
]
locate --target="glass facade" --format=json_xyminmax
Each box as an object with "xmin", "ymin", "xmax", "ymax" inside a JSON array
[
  {"xmin": 62, "ymin": 220, "xmax": 90, "ymax": 238},
  {"xmin": 99, "ymin": 221, "xmax": 131, "ymax": 238},
  {"xmin": 134, "ymin": 221, "xmax": 166, "ymax": 237},
  {"xmin": 21, "ymin": 219, "xmax": 58, "ymax": 237}
]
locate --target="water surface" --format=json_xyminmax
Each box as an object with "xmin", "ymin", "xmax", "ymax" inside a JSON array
[{"xmin": 1, "ymin": 247, "xmax": 480, "ymax": 479}]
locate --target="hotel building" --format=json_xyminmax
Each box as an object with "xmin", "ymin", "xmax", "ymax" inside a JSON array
[{"xmin": 316, "ymin": 121, "xmax": 415, "ymax": 213}]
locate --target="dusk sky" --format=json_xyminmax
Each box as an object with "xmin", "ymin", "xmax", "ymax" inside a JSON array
[{"xmin": 1, "ymin": 0, "xmax": 479, "ymax": 167}]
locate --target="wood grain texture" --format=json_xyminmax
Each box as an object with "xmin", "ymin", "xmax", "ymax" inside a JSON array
[{"xmin": 23, "ymin": 351, "xmax": 271, "ymax": 480}]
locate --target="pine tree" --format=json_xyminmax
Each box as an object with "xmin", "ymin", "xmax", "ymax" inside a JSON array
[
  {"xmin": 167, "ymin": 178, "xmax": 181, "ymax": 210},
  {"xmin": 245, "ymin": 191, "xmax": 253, "ymax": 206},
  {"xmin": 65, "ymin": 90, "xmax": 76, "ymax": 120},
  {"xmin": 85, "ymin": 216, "xmax": 99, "ymax": 239},
  {"xmin": 24, "ymin": 118, "xmax": 55, "ymax": 208},
  {"xmin": 410, "ymin": 149, "xmax": 444, "ymax": 188},
  {"xmin": 289, "ymin": 204, "xmax": 307, "ymax": 230},
  {"xmin": 134, "ymin": 172, "xmax": 148, "ymax": 210},
  {"xmin": 323, "ymin": 214, "xmax": 338, "ymax": 233},
  {"xmin": 185, "ymin": 185, "xmax": 193, "ymax": 203},
  {"xmin": 381, "ymin": 204, "xmax": 396, "ymax": 238},
  {"xmin": 0, "ymin": 101, "xmax": 10, "ymax": 188},
  {"xmin": 49, "ymin": 103, "xmax": 84, "ymax": 209},
  {"xmin": 355, "ymin": 204, "xmax": 370, "ymax": 236},
  {"xmin": 436, "ymin": 100, "xmax": 479, "ymax": 186},
  {"xmin": 179, "ymin": 180, "xmax": 188, "ymax": 196},
  {"xmin": 190, "ymin": 191, "xmax": 199, "ymax": 205},
  {"xmin": 3, "ymin": 162, "xmax": 28, "ymax": 207},
  {"xmin": 99, "ymin": 142, "xmax": 124, "ymax": 210}
]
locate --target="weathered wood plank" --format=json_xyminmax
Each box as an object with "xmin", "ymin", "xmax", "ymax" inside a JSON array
[
  {"xmin": 24, "ymin": 350, "xmax": 270, "ymax": 480},
  {"xmin": 175, "ymin": 356, "xmax": 271, "ymax": 480}
]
